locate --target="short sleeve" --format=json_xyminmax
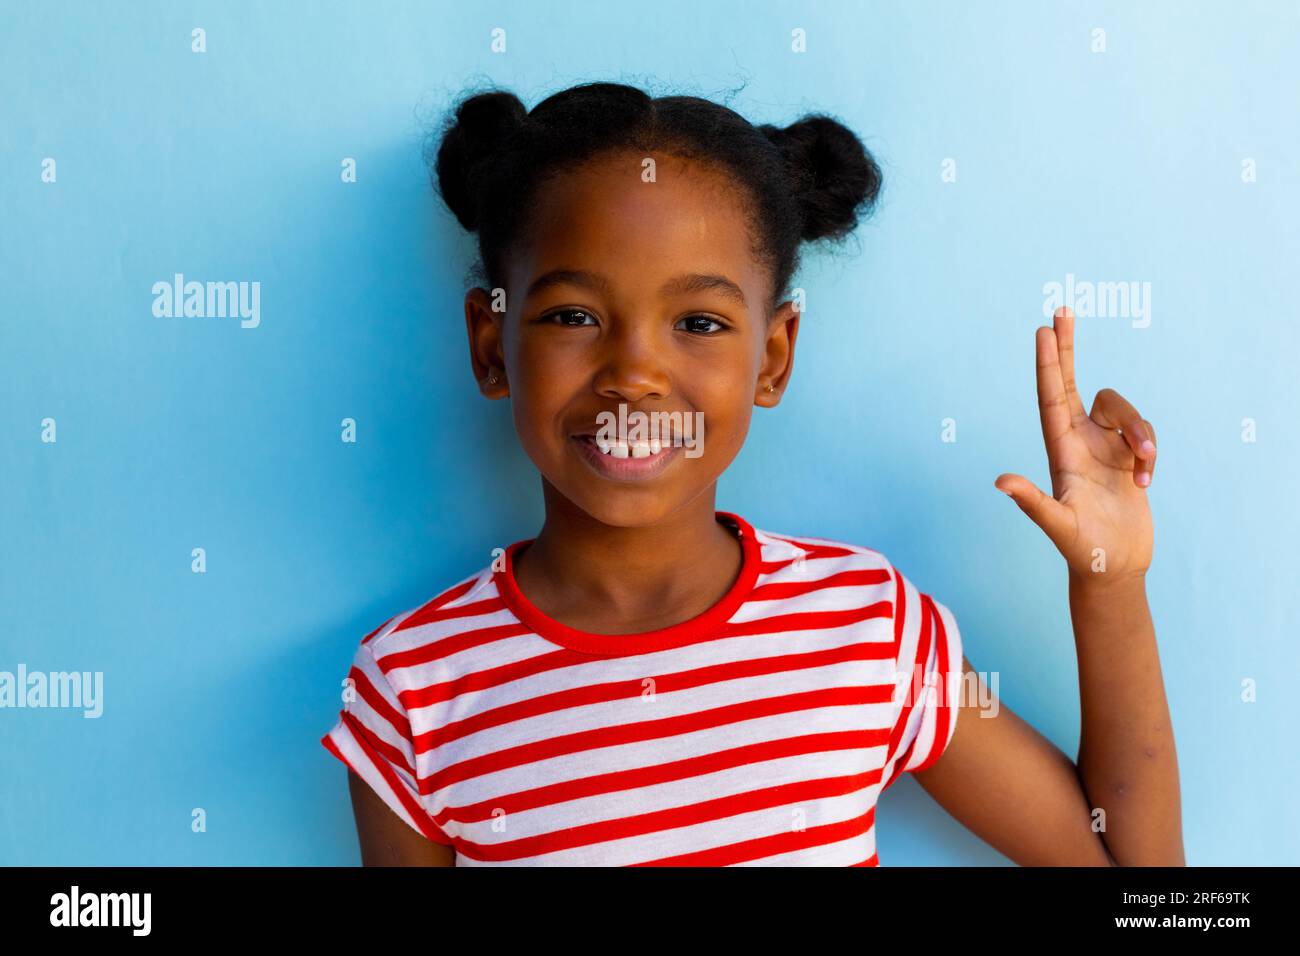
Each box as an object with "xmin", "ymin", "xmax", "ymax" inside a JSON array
[
  {"xmin": 882, "ymin": 565, "xmax": 964, "ymax": 788},
  {"xmin": 320, "ymin": 630, "xmax": 453, "ymax": 846}
]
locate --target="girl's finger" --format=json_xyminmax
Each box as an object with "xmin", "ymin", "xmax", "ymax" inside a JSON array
[
  {"xmin": 1117, "ymin": 416, "xmax": 1156, "ymax": 461},
  {"xmin": 994, "ymin": 472, "xmax": 1074, "ymax": 545},
  {"xmin": 1090, "ymin": 388, "xmax": 1155, "ymax": 454},
  {"xmin": 1035, "ymin": 325, "xmax": 1072, "ymax": 449},
  {"xmin": 1134, "ymin": 419, "xmax": 1157, "ymax": 487},
  {"xmin": 1052, "ymin": 307, "xmax": 1088, "ymax": 423}
]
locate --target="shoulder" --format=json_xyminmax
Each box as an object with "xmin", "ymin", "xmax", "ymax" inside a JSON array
[
  {"xmin": 749, "ymin": 520, "xmax": 895, "ymax": 583},
  {"xmin": 361, "ymin": 561, "xmax": 499, "ymax": 683},
  {"xmin": 747, "ymin": 520, "xmax": 959, "ymax": 658}
]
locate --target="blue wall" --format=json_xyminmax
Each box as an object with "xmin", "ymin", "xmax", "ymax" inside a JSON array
[{"xmin": 2, "ymin": 0, "xmax": 1295, "ymax": 865}]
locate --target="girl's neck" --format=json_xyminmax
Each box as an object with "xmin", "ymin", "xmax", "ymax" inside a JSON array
[{"xmin": 511, "ymin": 488, "xmax": 744, "ymax": 636}]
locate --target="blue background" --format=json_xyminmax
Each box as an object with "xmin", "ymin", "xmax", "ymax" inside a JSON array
[{"xmin": 2, "ymin": 0, "xmax": 1295, "ymax": 865}]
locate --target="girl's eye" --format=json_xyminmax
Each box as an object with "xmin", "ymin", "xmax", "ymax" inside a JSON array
[
  {"xmin": 676, "ymin": 314, "xmax": 727, "ymax": 334},
  {"xmin": 539, "ymin": 308, "xmax": 599, "ymax": 327},
  {"xmin": 537, "ymin": 310, "xmax": 727, "ymax": 334}
]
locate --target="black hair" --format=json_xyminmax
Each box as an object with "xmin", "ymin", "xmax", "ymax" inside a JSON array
[{"xmin": 426, "ymin": 81, "xmax": 882, "ymax": 310}]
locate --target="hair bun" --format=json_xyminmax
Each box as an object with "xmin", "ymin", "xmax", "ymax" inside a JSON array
[
  {"xmin": 760, "ymin": 115, "xmax": 882, "ymax": 242},
  {"xmin": 432, "ymin": 90, "xmax": 528, "ymax": 231}
]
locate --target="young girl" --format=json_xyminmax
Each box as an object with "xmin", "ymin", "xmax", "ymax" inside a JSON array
[{"xmin": 321, "ymin": 82, "xmax": 1182, "ymax": 867}]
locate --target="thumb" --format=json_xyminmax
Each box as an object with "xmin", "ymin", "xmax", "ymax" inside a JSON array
[{"xmin": 994, "ymin": 473, "xmax": 1072, "ymax": 544}]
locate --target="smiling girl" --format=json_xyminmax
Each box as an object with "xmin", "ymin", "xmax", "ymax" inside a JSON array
[{"xmin": 321, "ymin": 82, "xmax": 1183, "ymax": 867}]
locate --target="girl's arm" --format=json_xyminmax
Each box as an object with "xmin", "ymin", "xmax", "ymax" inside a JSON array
[
  {"xmin": 913, "ymin": 595, "xmax": 1182, "ymax": 865},
  {"xmin": 1068, "ymin": 569, "xmax": 1183, "ymax": 864},
  {"xmin": 910, "ymin": 307, "xmax": 1183, "ymax": 866},
  {"xmin": 347, "ymin": 770, "xmax": 457, "ymax": 866},
  {"xmin": 912, "ymin": 655, "xmax": 1119, "ymax": 866}
]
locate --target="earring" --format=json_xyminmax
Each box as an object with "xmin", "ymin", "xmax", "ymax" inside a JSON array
[
  {"xmin": 765, "ymin": 383, "xmax": 775, "ymax": 393},
  {"xmin": 488, "ymin": 371, "xmax": 498, "ymax": 385}
]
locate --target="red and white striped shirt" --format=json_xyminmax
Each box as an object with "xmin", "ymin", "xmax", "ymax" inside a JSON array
[{"xmin": 322, "ymin": 511, "xmax": 963, "ymax": 866}]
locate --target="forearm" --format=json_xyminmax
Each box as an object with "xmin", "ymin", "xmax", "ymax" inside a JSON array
[{"xmin": 1068, "ymin": 571, "xmax": 1184, "ymax": 865}]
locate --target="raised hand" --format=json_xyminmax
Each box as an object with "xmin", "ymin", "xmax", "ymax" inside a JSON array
[{"xmin": 994, "ymin": 307, "xmax": 1156, "ymax": 582}]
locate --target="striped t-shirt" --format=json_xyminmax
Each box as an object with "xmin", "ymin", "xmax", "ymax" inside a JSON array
[{"xmin": 322, "ymin": 510, "xmax": 963, "ymax": 866}]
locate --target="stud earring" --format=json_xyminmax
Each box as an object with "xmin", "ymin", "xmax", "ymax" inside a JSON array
[
  {"xmin": 765, "ymin": 383, "xmax": 775, "ymax": 393},
  {"xmin": 488, "ymin": 371, "xmax": 499, "ymax": 385}
]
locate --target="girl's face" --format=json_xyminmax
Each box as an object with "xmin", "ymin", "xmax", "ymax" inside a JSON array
[{"xmin": 465, "ymin": 151, "xmax": 798, "ymax": 529}]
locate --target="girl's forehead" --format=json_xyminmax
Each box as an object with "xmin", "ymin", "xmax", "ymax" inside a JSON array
[{"xmin": 517, "ymin": 156, "xmax": 767, "ymax": 296}]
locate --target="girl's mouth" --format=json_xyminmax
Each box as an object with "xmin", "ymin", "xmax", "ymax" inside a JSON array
[{"xmin": 570, "ymin": 434, "xmax": 684, "ymax": 482}]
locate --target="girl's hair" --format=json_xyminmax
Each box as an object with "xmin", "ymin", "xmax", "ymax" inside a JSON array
[{"xmin": 427, "ymin": 81, "xmax": 882, "ymax": 309}]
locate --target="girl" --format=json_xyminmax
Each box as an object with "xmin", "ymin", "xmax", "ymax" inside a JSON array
[{"xmin": 322, "ymin": 82, "xmax": 1182, "ymax": 867}]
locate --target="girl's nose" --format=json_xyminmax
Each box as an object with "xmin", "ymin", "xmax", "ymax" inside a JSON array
[
  {"xmin": 590, "ymin": 328, "xmax": 672, "ymax": 401},
  {"xmin": 591, "ymin": 362, "xmax": 671, "ymax": 403}
]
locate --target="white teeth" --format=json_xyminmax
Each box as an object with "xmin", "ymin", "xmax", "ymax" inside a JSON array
[{"xmin": 584, "ymin": 435, "xmax": 671, "ymax": 459}]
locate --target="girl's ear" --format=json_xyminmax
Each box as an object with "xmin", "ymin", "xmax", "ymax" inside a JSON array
[
  {"xmin": 756, "ymin": 300, "xmax": 800, "ymax": 406},
  {"xmin": 464, "ymin": 287, "xmax": 508, "ymax": 398}
]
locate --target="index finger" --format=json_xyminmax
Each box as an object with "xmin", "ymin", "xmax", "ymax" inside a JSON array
[
  {"xmin": 1036, "ymin": 323, "xmax": 1071, "ymax": 448},
  {"xmin": 1053, "ymin": 307, "xmax": 1087, "ymax": 424}
]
